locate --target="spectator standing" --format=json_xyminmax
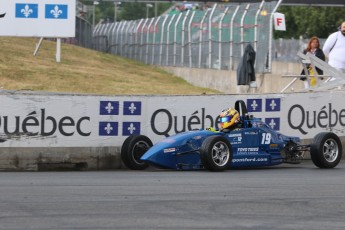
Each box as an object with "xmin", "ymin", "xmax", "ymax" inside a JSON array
[
  {"xmin": 300, "ymin": 36, "xmax": 325, "ymax": 88},
  {"xmin": 301, "ymin": 36, "xmax": 325, "ymax": 75},
  {"xmin": 323, "ymin": 21, "xmax": 345, "ymax": 73}
]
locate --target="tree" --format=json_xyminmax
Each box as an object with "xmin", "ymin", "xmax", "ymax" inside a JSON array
[
  {"xmin": 274, "ymin": 6, "xmax": 345, "ymax": 39},
  {"xmin": 119, "ymin": 2, "xmax": 173, "ymax": 21},
  {"xmin": 80, "ymin": 1, "xmax": 173, "ymax": 23},
  {"xmin": 119, "ymin": 2, "xmax": 147, "ymax": 20}
]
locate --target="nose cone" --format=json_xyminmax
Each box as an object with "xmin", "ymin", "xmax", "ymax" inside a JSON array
[
  {"xmin": 140, "ymin": 141, "xmax": 178, "ymax": 169},
  {"xmin": 140, "ymin": 130, "xmax": 214, "ymax": 170}
]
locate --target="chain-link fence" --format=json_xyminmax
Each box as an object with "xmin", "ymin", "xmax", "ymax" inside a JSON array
[
  {"xmin": 75, "ymin": 16, "xmax": 93, "ymax": 49},
  {"xmin": 92, "ymin": 1, "xmax": 279, "ymax": 73}
]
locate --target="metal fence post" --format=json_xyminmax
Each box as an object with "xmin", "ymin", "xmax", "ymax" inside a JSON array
[
  {"xmin": 240, "ymin": 4, "xmax": 250, "ymax": 57},
  {"xmin": 159, "ymin": 15, "xmax": 169, "ymax": 66},
  {"xmin": 254, "ymin": 1, "xmax": 265, "ymax": 52},
  {"xmin": 134, "ymin": 19, "xmax": 144, "ymax": 61},
  {"xmin": 127, "ymin": 21, "xmax": 135, "ymax": 58},
  {"xmin": 107, "ymin": 23, "xmax": 116, "ymax": 53},
  {"xmin": 198, "ymin": 10, "xmax": 208, "ymax": 68},
  {"xmin": 173, "ymin": 13, "xmax": 183, "ymax": 66},
  {"xmin": 166, "ymin": 14, "xmax": 176, "ymax": 66},
  {"xmin": 208, "ymin": 4, "xmax": 217, "ymax": 69},
  {"xmin": 152, "ymin": 16, "xmax": 161, "ymax": 65},
  {"xmin": 109, "ymin": 22, "xmax": 118, "ymax": 54},
  {"xmin": 119, "ymin": 21, "xmax": 127, "ymax": 56},
  {"xmin": 124, "ymin": 21, "xmax": 133, "ymax": 58},
  {"xmin": 188, "ymin": 11, "xmax": 195, "ymax": 68},
  {"xmin": 181, "ymin": 10, "xmax": 190, "ymax": 67},
  {"xmin": 115, "ymin": 21, "xmax": 123, "ymax": 54},
  {"xmin": 140, "ymin": 19, "xmax": 149, "ymax": 62},
  {"xmin": 146, "ymin": 18, "xmax": 155, "ymax": 64},
  {"xmin": 229, "ymin": 5, "xmax": 240, "ymax": 70},
  {"xmin": 219, "ymin": 7, "xmax": 229, "ymax": 70}
]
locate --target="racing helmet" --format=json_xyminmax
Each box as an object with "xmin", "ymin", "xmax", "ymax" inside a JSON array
[{"xmin": 219, "ymin": 107, "xmax": 240, "ymax": 130}]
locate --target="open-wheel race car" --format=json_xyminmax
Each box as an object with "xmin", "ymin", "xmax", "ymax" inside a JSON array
[{"xmin": 121, "ymin": 100, "xmax": 343, "ymax": 171}]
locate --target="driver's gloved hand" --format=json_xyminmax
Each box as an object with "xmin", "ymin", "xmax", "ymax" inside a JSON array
[{"xmin": 206, "ymin": 127, "xmax": 217, "ymax": 132}]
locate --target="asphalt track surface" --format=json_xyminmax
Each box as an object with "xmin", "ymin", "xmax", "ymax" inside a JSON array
[{"xmin": 0, "ymin": 161, "xmax": 345, "ymax": 230}]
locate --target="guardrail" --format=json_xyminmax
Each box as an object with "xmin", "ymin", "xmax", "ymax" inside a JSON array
[{"xmin": 281, "ymin": 52, "xmax": 345, "ymax": 92}]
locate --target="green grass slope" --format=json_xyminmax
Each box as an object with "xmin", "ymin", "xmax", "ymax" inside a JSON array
[{"xmin": 0, "ymin": 37, "xmax": 220, "ymax": 95}]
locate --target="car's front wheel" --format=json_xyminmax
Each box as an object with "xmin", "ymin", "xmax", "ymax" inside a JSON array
[
  {"xmin": 121, "ymin": 135, "xmax": 153, "ymax": 170},
  {"xmin": 200, "ymin": 136, "xmax": 232, "ymax": 171},
  {"xmin": 310, "ymin": 132, "xmax": 342, "ymax": 168}
]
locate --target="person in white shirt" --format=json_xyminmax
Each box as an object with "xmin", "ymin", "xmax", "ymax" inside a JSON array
[{"xmin": 323, "ymin": 21, "xmax": 345, "ymax": 73}]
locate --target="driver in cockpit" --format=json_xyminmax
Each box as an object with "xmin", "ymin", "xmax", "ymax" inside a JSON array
[{"xmin": 208, "ymin": 107, "xmax": 242, "ymax": 132}]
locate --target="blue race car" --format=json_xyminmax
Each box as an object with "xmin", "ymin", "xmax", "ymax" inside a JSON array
[{"xmin": 121, "ymin": 100, "xmax": 343, "ymax": 171}]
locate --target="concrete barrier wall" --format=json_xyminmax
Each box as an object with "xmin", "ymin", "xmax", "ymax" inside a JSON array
[
  {"xmin": 0, "ymin": 147, "xmax": 120, "ymax": 171},
  {"xmin": 162, "ymin": 62, "xmax": 305, "ymax": 94},
  {"xmin": 0, "ymin": 89, "xmax": 344, "ymax": 171}
]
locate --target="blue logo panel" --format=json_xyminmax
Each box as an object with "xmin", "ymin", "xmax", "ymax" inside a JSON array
[
  {"xmin": 266, "ymin": 98, "xmax": 281, "ymax": 112},
  {"xmin": 100, "ymin": 101, "xmax": 119, "ymax": 115},
  {"xmin": 265, "ymin": 118, "xmax": 280, "ymax": 130},
  {"xmin": 45, "ymin": 4, "xmax": 68, "ymax": 19},
  {"xmin": 123, "ymin": 101, "xmax": 141, "ymax": 115},
  {"xmin": 123, "ymin": 122, "xmax": 141, "ymax": 136},
  {"xmin": 247, "ymin": 99, "xmax": 262, "ymax": 112},
  {"xmin": 99, "ymin": 122, "xmax": 118, "ymax": 136},
  {"xmin": 16, "ymin": 4, "xmax": 38, "ymax": 18}
]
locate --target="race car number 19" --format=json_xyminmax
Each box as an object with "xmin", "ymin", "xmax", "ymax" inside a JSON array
[{"xmin": 261, "ymin": 133, "xmax": 271, "ymax": 144}]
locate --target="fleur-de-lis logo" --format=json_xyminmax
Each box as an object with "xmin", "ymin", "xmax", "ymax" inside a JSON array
[
  {"xmin": 21, "ymin": 4, "xmax": 33, "ymax": 18},
  {"xmin": 128, "ymin": 103, "xmax": 137, "ymax": 114},
  {"xmin": 127, "ymin": 123, "xmax": 136, "ymax": 134},
  {"xmin": 50, "ymin": 5, "xmax": 62, "ymax": 18},
  {"xmin": 105, "ymin": 102, "xmax": 114, "ymax": 114},
  {"xmin": 104, "ymin": 123, "xmax": 113, "ymax": 134}
]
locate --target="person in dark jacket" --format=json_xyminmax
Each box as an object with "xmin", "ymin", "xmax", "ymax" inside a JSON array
[
  {"xmin": 237, "ymin": 44, "xmax": 256, "ymax": 86},
  {"xmin": 300, "ymin": 36, "xmax": 325, "ymax": 77}
]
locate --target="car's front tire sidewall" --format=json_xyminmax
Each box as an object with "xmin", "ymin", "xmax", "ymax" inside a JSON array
[
  {"xmin": 200, "ymin": 136, "xmax": 232, "ymax": 171},
  {"xmin": 121, "ymin": 135, "xmax": 152, "ymax": 170}
]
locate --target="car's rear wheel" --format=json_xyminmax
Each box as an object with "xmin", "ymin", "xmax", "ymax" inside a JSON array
[
  {"xmin": 200, "ymin": 136, "xmax": 232, "ymax": 171},
  {"xmin": 121, "ymin": 135, "xmax": 152, "ymax": 170},
  {"xmin": 310, "ymin": 132, "xmax": 342, "ymax": 168}
]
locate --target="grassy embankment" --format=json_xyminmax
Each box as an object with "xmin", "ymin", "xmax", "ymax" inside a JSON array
[{"xmin": 0, "ymin": 37, "xmax": 220, "ymax": 95}]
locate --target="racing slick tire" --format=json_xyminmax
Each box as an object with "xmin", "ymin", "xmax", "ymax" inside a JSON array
[
  {"xmin": 200, "ymin": 136, "xmax": 232, "ymax": 172},
  {"xmin": 310, "ymin": 132, "xmax": 342, "ymax": 169},
  {"xmin": 121, "ymin": 135, "xmax": 153, "ymax": 170}
]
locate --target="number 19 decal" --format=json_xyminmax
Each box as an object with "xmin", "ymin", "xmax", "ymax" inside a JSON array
[{"xmin": 261, "ymin": 133, "xmax": 271, "ymax": 144}]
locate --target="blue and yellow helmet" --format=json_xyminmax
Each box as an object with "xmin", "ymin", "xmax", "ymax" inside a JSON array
[{"xmin": 219, "ymin": 107, "xmax": 240, "ymax": 129}]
